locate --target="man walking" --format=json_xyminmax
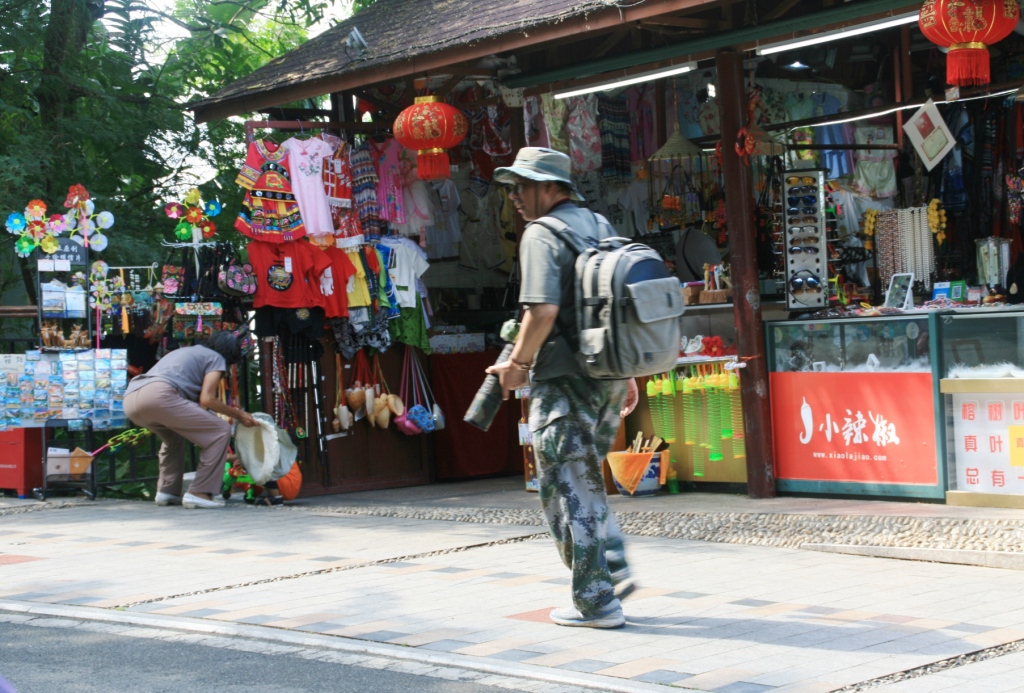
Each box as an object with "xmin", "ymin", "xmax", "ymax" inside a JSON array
[{"xmin": 488, "ymin": 148, "xmax": 639, "ymax": 629}]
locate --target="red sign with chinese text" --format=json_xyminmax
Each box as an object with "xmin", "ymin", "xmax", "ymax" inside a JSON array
[{"xmin": 770, "ymin": 372, "xmax": 937, "ymax": 485}]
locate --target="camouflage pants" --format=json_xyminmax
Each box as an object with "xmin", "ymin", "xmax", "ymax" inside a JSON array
[{"xmin": 529, "ymin": 373, "xmax": 629, "ymax": 615}]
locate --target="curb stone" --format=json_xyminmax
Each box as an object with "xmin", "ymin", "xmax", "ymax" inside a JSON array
[{"xmin": 0, "ymin": 600, "xmax": 694, "ymax": 693}]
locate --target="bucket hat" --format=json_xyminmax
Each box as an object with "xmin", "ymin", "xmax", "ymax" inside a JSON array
[
  {"xmin": 493, "ymin": 147, "xmax": 584, "ymax": 201},
  {"xmin": 235, "ymin": 412, "xmax": 298, "ymax": 485}
]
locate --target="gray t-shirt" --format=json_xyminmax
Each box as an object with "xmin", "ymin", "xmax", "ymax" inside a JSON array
[
  {"xmin": 518, "ymin": 202, "xmax": 614, "ymax": 380},
  {"xmin": 125, "ymin": 345, "xmax": 227, "ymax": 402}
]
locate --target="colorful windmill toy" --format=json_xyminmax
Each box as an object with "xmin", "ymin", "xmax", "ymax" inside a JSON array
[{"xmin": 165, "ymin": 188, "xmax": 221, "ymax": 241}]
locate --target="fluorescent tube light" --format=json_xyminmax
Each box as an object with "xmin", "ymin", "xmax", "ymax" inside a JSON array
[
  {"xmin": 553, "ymin": 62, "xmax": 696, "ymax": 99},
  {"xmin": 756, "ymin": 12, "xmax": 919, "ymax": 56}
]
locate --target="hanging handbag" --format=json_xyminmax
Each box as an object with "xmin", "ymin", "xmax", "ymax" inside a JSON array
[
  {"xmin": 171, "ymin": 302, "xmax": 222, "ymax": 340},
  {"xmin": 370, "ymin": 355, "xmax": 393, "ymax": 429},
  {"xmin": 161, "ymin": 249, "xmax": 185, "ymax": 297},
  {"xmin": 410, "ymin": 348, "xmax": 444, "ymax": 431},
  {"xmin": 218, "ymin": 247, "xmax": 257, "ymax": 297},
  {"xmin": 394, "ymin": 347, "xmax": 423, "ymax": 436},
  {"xmin": 344, "ymin": 350, "xmax": 372, "ymax": 419},
  {"xmin": 404, "ymin": 347, "xmax": 435, "ymax": 433}
]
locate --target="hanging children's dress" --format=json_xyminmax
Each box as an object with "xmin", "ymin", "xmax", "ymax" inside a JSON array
[
  {"xmin": 852, "ymin": 126, "xmax": 898, "ymax": 198},
  {"xmin": 350, "ymin": 142, "xmax": 382, "ymax": 239},
  {"xmin": 369, "ymin": 138, "xmax": 407, "ymax": 225},
  {"xmin": 282, "ymin": 136, "xmax": 336, "ymax": 238},
  {"xmin": 320, "ymin": 134, "xmax": 364, "ymax": 247},
  {"xmin": 235, "ymin": 140, "xmax": 305, "ymax": 242}
]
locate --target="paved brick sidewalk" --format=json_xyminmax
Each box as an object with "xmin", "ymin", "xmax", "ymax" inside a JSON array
[{"xmin": 3, "ymin": 496, "xmax": 1024, "ymax": 692}]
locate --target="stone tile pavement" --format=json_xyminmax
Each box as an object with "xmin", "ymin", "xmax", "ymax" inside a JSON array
[{"xmin": 2, "ymin": 487, "xmax": 1024, "ymax": 692}]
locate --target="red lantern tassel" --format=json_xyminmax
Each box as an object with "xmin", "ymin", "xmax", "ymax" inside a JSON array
[
  {"xmin": 417, "ymin": 149, "xmax": 450, "ymax": 180},
  {"xmin": 947, "ymin": 44, "xmax": 991, "ymax": 87}
]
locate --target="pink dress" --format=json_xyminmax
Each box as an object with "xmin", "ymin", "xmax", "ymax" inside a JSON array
[
  {"xmin": 282, "ymin": 137, "xmax": 335, "ymax": 237},
  {"xmin": 369, "ymin": 138, "xmax": 406, "ymax": 225}
]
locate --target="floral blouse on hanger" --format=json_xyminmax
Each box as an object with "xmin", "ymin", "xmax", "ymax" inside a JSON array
[{"xmin": 566, "ymin": 94, "xmax": 602, "ymax": 173}]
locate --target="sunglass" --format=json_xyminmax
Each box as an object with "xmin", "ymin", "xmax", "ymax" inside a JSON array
[
  {"xmin": 785, "ymin": 176, "xmax": 816, "ymax": 186},
  {"xmin": 787, "ymin": 206, "xmax": 817, "ymax": 216},
  {"xmin": 788, "ymin": 195, "xmax": 817, "ymax": 206},
  {"xmin": 788, "ymin": 226, "xmax": 818, "ymax": 234},
  {"xmin": 788, "ymin": 245, "xmax": 820, "ymax": 254},
  {"xmin": 790, "ymin": 273, "xmax": 823, "ymax": 291},
  {"xmin": 790, "ymin": 236, "xmax": 820, "ymax": 245},
  {"xmin": 788, "ymin": 216, "xmax": 818, "ymax": 225},
  {"xmin": 787, "ymin": 186, "xmax": 816, "ymax": 195}
]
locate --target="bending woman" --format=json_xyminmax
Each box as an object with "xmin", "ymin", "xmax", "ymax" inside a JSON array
[{"xmin": 123, "ymin": 331, "xmax": 256, "ymax": 509}]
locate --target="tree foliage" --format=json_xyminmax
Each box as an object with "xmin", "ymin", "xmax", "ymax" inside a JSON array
[{"xmin": 0, "ymin": 0, "xmax": 338, "ymax": 302}]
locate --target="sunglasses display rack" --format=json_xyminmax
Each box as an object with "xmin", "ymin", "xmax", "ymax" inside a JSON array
[{"xmin": 783, "ymin": 169, "xmax": 827, "ymax": 311}]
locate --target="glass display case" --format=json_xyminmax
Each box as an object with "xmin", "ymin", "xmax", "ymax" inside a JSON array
[
  {"xmin": 769, "ymin": 316, "xmax": 931, "ymax": 374},
  {"xmin": 936, "ymin": 308, "xmax": 1024, "ymax": 507},
  {"xmin": 766, "ymin": 314, "xmax": 944, "ymax": 500}
]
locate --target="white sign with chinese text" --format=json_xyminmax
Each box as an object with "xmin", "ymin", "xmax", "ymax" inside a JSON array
[{"xmin": 950, "ymin": 392, "xmax": 1024, "ymax": 494}]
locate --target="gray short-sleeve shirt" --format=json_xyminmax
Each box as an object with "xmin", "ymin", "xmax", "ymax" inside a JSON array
[
  {"xmin": 518, "ymin": 202, "xmax": 613, "ymax": 380},
  {"xmin": 125, "ymin": 345, "xmax": 227, "ymax": 402}
]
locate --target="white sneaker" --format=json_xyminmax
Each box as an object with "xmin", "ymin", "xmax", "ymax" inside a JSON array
[
  {"xmin": 550, "ymin": 599, "xmax": 625, "ymax": 629},
  {"xmin": 154, "ymin": 492, "xmax": 181, "ymax": 506},
  {"xmin": 182, "ymin": 492, "xmax": 224, "ymax": 509}
]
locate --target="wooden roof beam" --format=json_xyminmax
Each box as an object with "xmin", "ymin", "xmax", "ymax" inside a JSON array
[{"xmin": 639, "ymin": 16, "xmax": 731, "ymax": 30}]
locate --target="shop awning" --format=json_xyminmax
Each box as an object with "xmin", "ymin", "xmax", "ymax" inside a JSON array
[
  {"xmin": 189, "ymin": 0, "xmax": 720, "ymax": 122},
  {"xmin": 190, "ymin": 0, "xmax": 919, "ymax": 123}
]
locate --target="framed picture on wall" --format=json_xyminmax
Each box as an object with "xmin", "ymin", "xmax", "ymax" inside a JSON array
[{"xmin": 903, "ymin": 100, "xmax": 956, "ymax": 171}]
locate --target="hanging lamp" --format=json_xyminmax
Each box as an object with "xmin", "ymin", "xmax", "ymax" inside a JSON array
[
  {"xmin": 919, "ymin": 0, "xmax": 1019, "ymax": 87},
  {"xmin": 392, "ymin": 95, "xmax": 469, "ymax": 180}
]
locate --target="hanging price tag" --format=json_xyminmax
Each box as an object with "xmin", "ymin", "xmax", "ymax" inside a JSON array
[
  {"xmin": 518, "ymin": 422, "xmax": 533, "ymax": 446},
  {"xmin": 284, "ymin": 257, "xmax": 293, "ymax": 273}
]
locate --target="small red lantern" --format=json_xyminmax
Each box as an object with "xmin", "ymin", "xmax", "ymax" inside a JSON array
[
  {"xmin": 393, "ymin": 95, "xmax": 469, "ymax": 180},
  {"xmin": 919, "ymin": 0, "xmax": 1020, "ymax": 87}
]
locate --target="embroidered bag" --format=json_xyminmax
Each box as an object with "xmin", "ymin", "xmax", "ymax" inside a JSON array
[
  {"xmin": 161, "ymin": 254, "xmax": 185, "ymax": 297},
  {"xmin": 171, "ymin": 302, "xmax": 223, "ymax": 341},
  {"xmin": 218, "ymin": 251, "xmax": 257, "ymax": 297}
]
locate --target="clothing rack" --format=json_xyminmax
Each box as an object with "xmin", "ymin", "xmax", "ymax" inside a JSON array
[
  {"xmin": 107, "ymin": 263, "xmax": 159, "ymax": 271},
  {"xmin": 244, "ymin": 119, "xmax": 383, "ymax": 144}
]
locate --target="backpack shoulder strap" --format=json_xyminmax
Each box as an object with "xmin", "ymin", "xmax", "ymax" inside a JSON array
[{"xmin": 529, "ymin": 215, "xmax": 591, "ymax": 255}]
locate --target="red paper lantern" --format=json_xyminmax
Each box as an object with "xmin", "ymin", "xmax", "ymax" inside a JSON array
[
  {"xmin": 393, "ymin": 96, "xmax": 469, "ymax": 180},
  {"xmin": 919, "ymin": 0, "xmax": 1020, "ymax": 87}
]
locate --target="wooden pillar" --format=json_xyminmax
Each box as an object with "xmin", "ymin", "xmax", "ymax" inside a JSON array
[{"xmin": 715, "ymin": 50, "xmax": 775, "ymax": 499}]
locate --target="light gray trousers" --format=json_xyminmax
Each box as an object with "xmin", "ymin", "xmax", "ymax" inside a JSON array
[{"xmin": 123, "ymin": 380, "xmax": 230, "ymax": 496}]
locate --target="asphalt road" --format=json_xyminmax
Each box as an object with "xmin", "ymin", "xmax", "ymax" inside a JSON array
[{"xmin": 0, "ymin": 621, "xmax": 524, "ymax": 693}]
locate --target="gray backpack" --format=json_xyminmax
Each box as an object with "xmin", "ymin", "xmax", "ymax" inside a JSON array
[{"xmin": 534, "ymin": 213, "xmax": 684, "ymax": 380}]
